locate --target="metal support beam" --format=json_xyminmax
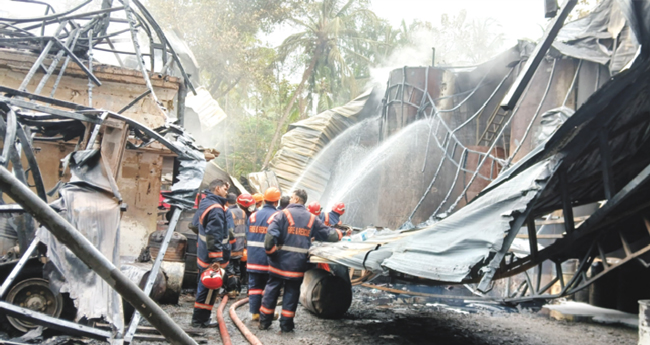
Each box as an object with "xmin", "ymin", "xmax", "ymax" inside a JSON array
[
  {"xmin": 558, "ymin": 168, "xmax": 575, "ymax": 234},
  {"xmin": 500, "ymin": 0, "xmax": 578, "ymax": 110},
  {"xmin": 0, "ymin": 96, "xmax": 101, "ymax": 124},
  {"xmin": 527, "ymin": 216, "xmax": 538, "ymax": 259},
  {"xmin": 177, "ymin": 81, "xmax": 187, "ymax": 127},
  {"xmin": 478, "ymin": 210, "xmax": 532, "ymax": 292},
  {"xmin": 18, "ymin": 21, "xmax": 68, "ymax": 92},
  {"xmin": 0, "ymin": 165, "xmax": 197, "ymax": 345},
  {"xmin": 0, "ymin": 239, "xmax": 38, "ymax": 298},
  {"xmin": 598, "ymin": 130, "xmax": 615, "ymax": 199},
  {"xmin": 124, "ymin": 208, "xmax": 182, "ymax": 343},
  {"xmin": 0, "ymin": 301, "xmax": 111, "ymax": 340}
]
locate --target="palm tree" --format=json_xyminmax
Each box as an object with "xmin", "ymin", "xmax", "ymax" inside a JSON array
[{"xmin": 262, "ymin": 0, "xmax": 378, "ymax": 169}]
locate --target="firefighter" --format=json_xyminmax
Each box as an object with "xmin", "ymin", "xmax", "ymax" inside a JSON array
[
  {"xmin": 252, "ymin": 192, "xmax": 264, "ymax": 210},
  {"xmin": 278, "ymin": 195, "xmax": 290, "ymax": 210},
  {"xmin": 320, "ymin": 202, "xmax": 345, "ymax": 226},
  {"xmin": 246, "ymin": 187, "xmax": 282, "ymax": 321},
  {"xmin": 191, "ymin": 179, "xmax": 232, "ymax": 328},
  {"xmin": 235, "ymin": 193, "xmax": 256, "ymax": 287},
  {"xmin": 307, "ymin": 201, "xmax": 322, "ymax": 216},
  {"xmin": 259, "ymin": 189, "xmax": 350, "ymax": 332},
  {"xmin": 226, "ymin": 193, "xmax": 247, "ymax": 296}
]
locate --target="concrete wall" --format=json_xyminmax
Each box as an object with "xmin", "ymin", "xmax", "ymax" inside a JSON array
[{"xmin": 0, "ymin": 49, "xmax": 180, "ymax": 259}]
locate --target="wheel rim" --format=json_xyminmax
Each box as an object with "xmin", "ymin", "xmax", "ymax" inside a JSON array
[{"xmin": 6, "ymin": 278, "xmax": 63, "ymax": 332}]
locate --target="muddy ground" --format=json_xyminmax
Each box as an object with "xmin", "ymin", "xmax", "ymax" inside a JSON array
[{"xmin": 127, "ymin": 286, "xmax": 637, "ymax": 345}]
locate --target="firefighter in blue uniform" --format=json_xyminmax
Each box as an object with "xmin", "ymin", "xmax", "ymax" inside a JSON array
[
  {"xmin": 190, "ymin": 179, "xmax": 232, "ymax": 328},
  {"xmin": 246, "ymin": 187, "xmax": 281, "ymax": 321},
  {"xmin": 226, "ymin": 193, "xmax": 246, "ymax": 295},
  {"xmin": 320, "ymin": 202, "xmax": 345, "ymax": 226},
  {"xmin": 259, "ymin": 189, "xmax": 350, "ymax": 332}
]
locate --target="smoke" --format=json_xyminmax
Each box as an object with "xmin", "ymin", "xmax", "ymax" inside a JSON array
[
  {"xmin": 368, "ymin": 28, "xmax": 437, "ymax": 91},
  {"xmin": 368, "ymin": 11, "xmax": 506, "ymax": 92}
]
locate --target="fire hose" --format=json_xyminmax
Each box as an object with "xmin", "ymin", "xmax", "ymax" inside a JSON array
[
  {"xmin": 229, "ymin": 298, "xmax": 263, "ymax": 345},
  {"xmin": 217, "ymin": 296, "xmax": 232, "ymax": 345}
]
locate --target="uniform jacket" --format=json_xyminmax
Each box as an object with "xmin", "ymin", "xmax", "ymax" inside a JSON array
[
  {"xmin": 192, "ymin": 193, "xmax": 230, "ymax": 269},
  {"xmin": 319, "ymin": 210, "xmax": 342, "ymax": 227},
  {"xmin": 246, "ymin": 204, "xmax": 278, "ymax": 274},
  {"xmin": 265, "ymin": 204, "xmax": 342, "ymax": 280},
  {"xmin": 227, "ymin": 206, "xmax": 247, "ymax": 258}
]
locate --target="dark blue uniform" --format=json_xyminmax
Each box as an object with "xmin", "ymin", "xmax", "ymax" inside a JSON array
[
  {"xmin": 191, "ymin": 193, "xmax": 230, "ymax": 325},
  {"xmin": 260, "ymin": 204, "xmax": 342, "ymax": 331},
  {"xmin": 246, "ymin": 204, "xmax": 278, "ymax": 315},
  {"xmin": 319, "ymin": 210, "xmax": 342, "ymax": 227},
  {"xmin": 228, "ymin": 206, "xmax": 247, "ymax": 287}
]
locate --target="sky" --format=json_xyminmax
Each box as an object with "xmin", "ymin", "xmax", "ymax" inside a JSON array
[
  {"xmin": 265, "ymin": 0, "xmax": 551, "ymax": 48},
  {"xmin": 370, "ymin": 0, "xmax": 549, "ymax": 45}
]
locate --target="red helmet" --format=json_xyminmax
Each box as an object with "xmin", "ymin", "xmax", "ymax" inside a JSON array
[
  {"xmin": 200, "ymin": 268, "xmax": 224, "ymax": 290},
  {"xmin": 307, "ymin": 201, "xmax": 321, "ymax": 216},
  {"xmin": 237, "ymin": 193, "xmax": 255, "ymax": 208},
  {"xmin": 332, "ymin": 202, "xmax": 345, "ymax": 215}
]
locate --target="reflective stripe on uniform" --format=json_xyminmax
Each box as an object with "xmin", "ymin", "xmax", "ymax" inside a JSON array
[
  {"xmin": 259, "ymin": 306, "xmax": 274, "ymax": 315},
  {"xmin": 269, "ymin": 266, "xmax": 304, "ymax": 278},
  {"xmin": 208, "ymin": 252, "xmax": 223, "ymax": 258},
  {"xmin": 247, "ymin": 263, "xmax": 269, "ymax": 271},
  {"xmin": 281, "ymin": 310, "xmax": 295, "ymax": 318},
  {"xmin": 194, "ymin": 302, "xmax": 213, "ymax": 310},
  {"xmin": 283, "ymin": 209, "xmax": 295, "ymax": 226},
  {"xmin": 249, "ymin": 289, "xmax": 264, "ymax": 295},
  {"xmin": 200, "ymin": 204, "xmax": 224, "ymax": 225},
  {"xmin": 277, "ymin": 245, "xmax": 309, "ymax": 254},
  {"xmin": 267, "ymin": 211, "xmax": 279, "ymax": 224},
  {"xmin": 199, "ymin": 233, "xmax": 228, "ymax": 244},
  {"xmin": 234, "ymin": 233, "xmax": 246, "ymax": 238},
  {"xmin": 247, "ymin": 241, "xmax": 264, "ymax": 248},
  {"xmin": 197, "ymin": 258, "xmax": 210, "ymax": 268}
]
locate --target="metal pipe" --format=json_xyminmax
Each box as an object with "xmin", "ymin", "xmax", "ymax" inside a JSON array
[
  {"xmin": 217, "ymin": 296, "xmax": 232, "ymax": 345},
  {"xmin": 229, "ymin": 298, "xmax": 263, "ymax": 345},
  {"xmin": 87, "ymin": 29, "xmax": 94, "ymax": 108},
  {"xmin": 0, "ymin": 239, "xmax": 38, "ymax": 298},
  {"xmin": 177, "ymin": 81, "xmax": 187, "ymax": 127},
  {"xmin": 0, "ymin": 165, "xmax": 197, "ymax": 345}
]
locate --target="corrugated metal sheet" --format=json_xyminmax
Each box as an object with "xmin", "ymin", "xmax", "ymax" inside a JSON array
[
  {"xmin": 185, "ymin": 86, "xmax": 227, "ymax": 130},
  {"xmin": 268, "ymin": 89, "xmax": 380, "ymax": 192}
]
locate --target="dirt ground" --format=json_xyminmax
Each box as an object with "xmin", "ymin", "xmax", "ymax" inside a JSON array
[{"xmin": 129, "ymin": 286, "xmax": 637, "ymax": 345}]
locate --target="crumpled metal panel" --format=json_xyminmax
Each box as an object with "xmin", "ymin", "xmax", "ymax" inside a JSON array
[
  {"xmin": 552, "ymin": 0, "xmax": 639, "ymax": 73},
  {"xmin": 268, "ymin": 89, "xmax": 377, "ymax": 192},
  {"xmin": 37, "ymin": 186, "xmax": 122, "ymax": 329},
  {"xmin": 310, "ymin": 157, "xmax": 558, "ymax": 282}
]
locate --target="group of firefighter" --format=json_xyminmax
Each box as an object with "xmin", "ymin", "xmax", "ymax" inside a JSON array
[{"xmin": 190, "ymin": 179, "xmax": 350, "ymax": 332}]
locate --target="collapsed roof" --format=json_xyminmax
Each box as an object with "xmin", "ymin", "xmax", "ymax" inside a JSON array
[{"xmin": 310, "ymin": 0, "xmax": 650, "ymax": 300}]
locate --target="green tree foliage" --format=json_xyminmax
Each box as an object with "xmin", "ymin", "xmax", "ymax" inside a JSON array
[
  {"xmin": 262, "ymin": 0, "xmax": 380, "ymax": 168},
  {"xmin": 148, "ymin": 0, "xmax": 507, "ymax": 178}
]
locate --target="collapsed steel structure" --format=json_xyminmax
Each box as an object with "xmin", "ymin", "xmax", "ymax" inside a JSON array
[
  {"xmin": 311, "ymin": 0, "xmax": 650, "ymax": 305},
  {"xmin": 0, "ymin": 1, "xmax": 205, "ymax": 343}
]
